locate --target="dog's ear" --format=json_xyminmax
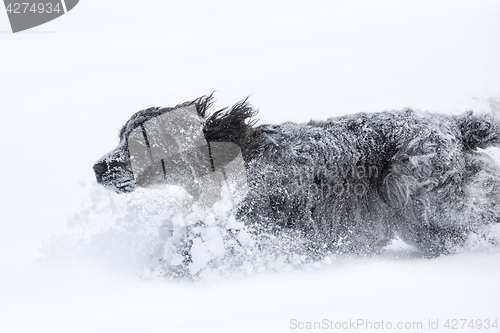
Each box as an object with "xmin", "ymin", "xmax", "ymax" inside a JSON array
[
  {"xmin": 174, "ymin": 93, "xmax": 216, "ymax": 119},
  {"xmin": 203, "ymin": 97, "xmax": 258, "ymax": 157}
]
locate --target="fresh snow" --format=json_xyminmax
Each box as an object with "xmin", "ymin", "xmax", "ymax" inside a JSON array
[{"xmin": 1, "ymin": 1, "xmax": 500, "ymax": 332}]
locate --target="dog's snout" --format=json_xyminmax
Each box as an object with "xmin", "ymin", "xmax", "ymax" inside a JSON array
[
  {"xmin": 93, "ymin": 161, "xmax": 107, "ymax": 180},
  {"xmin": 93, "ymin": 159, "xmax": 132, "ymax": 180}
]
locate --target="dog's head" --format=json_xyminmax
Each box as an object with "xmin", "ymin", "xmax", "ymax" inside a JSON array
[
  {"xmin": 93, "ymin": 95, "xmax": 257, "ymax": 194},
  {"xmin": 93, "ymin": 95, "xmax": 215, "ymax": 193},
  {"xmin": 93, "ymin": 106, "xmax": 170, "ymax": 193}
]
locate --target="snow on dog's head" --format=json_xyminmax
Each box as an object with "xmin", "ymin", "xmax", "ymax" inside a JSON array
[
  {"xmin": 93, "ymin": 95, "xmax": 255, "ymax": 194},
  {"xmin": 93, "ymin": 95, "xmax": 251, "ymax": 228}
]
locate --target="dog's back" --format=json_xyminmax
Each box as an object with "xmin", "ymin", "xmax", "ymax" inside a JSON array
[{"xmin": 235, "ymin": 109, "xmax": 500, "ymax": 255}]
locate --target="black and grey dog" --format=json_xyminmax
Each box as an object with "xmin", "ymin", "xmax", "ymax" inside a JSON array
[{"xmin": 93, "ymin": 95, "xmax": 500, "ymax": 256}]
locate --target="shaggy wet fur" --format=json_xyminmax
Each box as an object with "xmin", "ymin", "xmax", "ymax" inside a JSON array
[{"xmin": 94, "ymin": 95, "xmax": 500, "ymax": 256}]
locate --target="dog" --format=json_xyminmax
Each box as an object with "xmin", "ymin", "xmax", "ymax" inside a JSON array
[{"xmin": 93, "ymin": 95, "xmax": 500, "ymax": 257}]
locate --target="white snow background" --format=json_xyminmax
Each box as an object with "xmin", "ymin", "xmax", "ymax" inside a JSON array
[{"xmin": 1, "ymin": 0, "xmax": 500, "ymax": 332}]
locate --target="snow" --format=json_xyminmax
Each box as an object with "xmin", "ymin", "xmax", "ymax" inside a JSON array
[{"xmin": 1, "ymin": 0, "xmax": 500, "ymax": 332}]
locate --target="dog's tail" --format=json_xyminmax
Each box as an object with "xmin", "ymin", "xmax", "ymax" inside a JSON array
[{"xmin": 456, "ymin": 99, "xmax": 500, "ymax": 151}]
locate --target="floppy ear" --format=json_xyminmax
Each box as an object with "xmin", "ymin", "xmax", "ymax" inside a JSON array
[
  {"xmin": 203, "ymin": 98, "xmax": 258, "ymax": 157},
  {"xmin": 174, "ymin": 93, "xmax": 216, "ymax": 119}
]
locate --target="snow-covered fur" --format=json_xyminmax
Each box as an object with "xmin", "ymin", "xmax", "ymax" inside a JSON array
[{"xmin": 93, "ymin": 95, "xmax": 500, "ymax": 256}]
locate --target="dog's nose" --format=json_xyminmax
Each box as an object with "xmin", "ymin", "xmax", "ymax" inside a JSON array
[{"xmin": 93, "ymin": 162, "xmax": 107, "ymax": 180}]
